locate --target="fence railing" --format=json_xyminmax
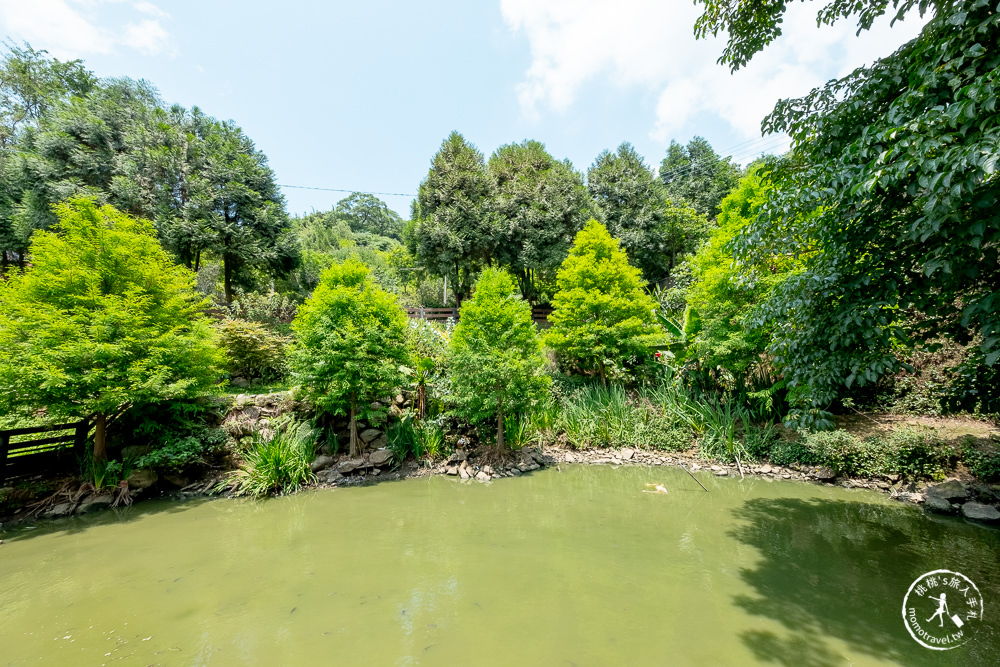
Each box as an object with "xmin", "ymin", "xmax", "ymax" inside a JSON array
[
  {"xmin": 0, "ymin": 420, "xmax": 90, "ymax": 485},
  {"xmin": 405, "ymin": 306, "xmax": 554, "ymax": 326}
]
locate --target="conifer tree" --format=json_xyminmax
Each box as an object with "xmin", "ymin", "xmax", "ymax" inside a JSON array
[
  {"xmin": 449, "ymin": 268, "xmax": 549, "ymax": 449},
  {"xmin": 290, "ymin": 258, "xmax": 409, "ymax": 456},
  {"xmin": 545, "ymin": 220, "xmax": 659, "ymax": 385},
  {"xmin": 0, "ymin": 197, "xmax": 222, "ymax": 460}
]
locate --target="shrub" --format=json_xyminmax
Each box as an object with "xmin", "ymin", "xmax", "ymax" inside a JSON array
[
  {"xmin": 218, "ymin": 319, "xmax": 289, "ymax": 382},
  {"xmin": 962, "ymin": 439, "xmax": 1000, "ymax": 482},
  {"xmin": 227, "ymin": 420, "xmax": 316, "ymax": 497},
  {"xmin": 228, "ymin": 287, "xmax": 298, "ymax": 332}
]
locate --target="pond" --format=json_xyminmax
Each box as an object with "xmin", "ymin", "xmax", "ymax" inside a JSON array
[{"xmin": 1, "ymin": 465, "xmax": 997, "ymax": 666}]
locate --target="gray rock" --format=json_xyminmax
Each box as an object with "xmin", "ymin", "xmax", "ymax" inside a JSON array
[
  {"xmin": 310, "ymin": 455, "xmax": 334, "ymax": 472},
  {"xmin": 369, "ymin": 448, "xmax": 393, "ymax": 467},
  {"xmin": 338, "ymin": 458, "xmax": 364, "ymax": 474},
  {"xmin": 961, "ymin": 502, "xmax": 1000, "ymax": 523},
  {"xmin": 317, "ymin": 468, "xmax": 345, "ymax": 484},
  {"xmin": 77, "ymin": 495, "xmax": 113, "ymax": 514},
  {"xmin": 448, "ymin": 450, "xmax": 468, "ymax": 464},
  {"xmin": 459, "ymin": 467, "xmax": 471, "ymax": 480},
  {"xmin": 887, "ymin": 474, "xmax": 900, "ymax": 482},
  {"xmin": 395, "ymin": 394, "xmax": 405, "ymax": 405},
  {"xmin": 163, "ymin": 474, "xmax": 189, "ymax": 489},
  {"xmin": 446, "ymin": 465, "xmax": 458, "ymax": 476},
  {"xmin": 231, "ymin": 377, "xmax": 250, "ymax": 388},
  {"xmin": 45, "ymin": 502, "xmax": 74, "ymax": 518},
  {"xmin": 621, "ymin": 448, "xmax": 635, "ymax": 461},
  {"xmin": 926, "ymin": 479, "xmax": 969, "ymax": 502},
  {"xmin": 482, "ymin": 465, "xmax": 494, "ymax": 475},
  {"xmin": 714, "ymin": 469, "xmax": 728, "ymax": 476},
  {"xmin": 370, "ymin": 401, "xmax": 383, "ymax": 411},
  {"xmin": 475, "ymin": 471, "xmax": 490, "ymax": 482},
  {"xmin": 127, "ymin": 469, "xmax": 158, "ymax": 491},
  {"xmin": 924, "ymin": 496, "xmax": 956, "ymax": 514},
  {"xmin": 359, "ymin": 429, "xmax": 382, "ymax": 444},
  {"xmin": 813, "ymin": 467, "xmax": 836, "ymax": 480},
  {"xmin": 371, "ymin": 434, "xmax": 388, "ymax": 450},
  {"xmin": 759, "ymin": 464, "xmax": 773, "ymax": 474}
]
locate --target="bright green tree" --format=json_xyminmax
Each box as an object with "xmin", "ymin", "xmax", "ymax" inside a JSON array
[
  {"xmin": 696, "ymin": 0, "xmax": 1000, "ymax": 425},
  {"xmin": 545, "ymin": 220, "xmax": 659, "ymax": 385},
  {"xmin": 290, "ymin": 258, "xmax": 409, "ymax": 456},
  {"xmin": 449, "ymin": 268, "xmax": 550, "ymax": 449},
  {"xmin": 488, "ymin": 140, "xmax": 592, "ymax": 303},
  {"xmin": 0, "ymin": 197, "xmax": 222, "ymax": 460}
]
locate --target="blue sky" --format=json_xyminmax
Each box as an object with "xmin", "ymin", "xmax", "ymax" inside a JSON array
[{"xmin": 0, "ymin": 0, "xmax": 926, "ymax": 217}]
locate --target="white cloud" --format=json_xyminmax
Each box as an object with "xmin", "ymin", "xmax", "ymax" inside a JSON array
[
  {"xmin": 501, "ymin": 0, "xmax": 927, "ymax": 144},
  {"xmin": 0, "ymin": 0, "xmax": 174, "ymax": 58},
  {"xmin": 122, "ymin": 18, "xmax": 171, "ymax": 55}
]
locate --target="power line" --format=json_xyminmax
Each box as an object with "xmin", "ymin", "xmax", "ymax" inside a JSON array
[{"xmin": 278, "ymin": 184, "xmax": 416, "ymax": 198}]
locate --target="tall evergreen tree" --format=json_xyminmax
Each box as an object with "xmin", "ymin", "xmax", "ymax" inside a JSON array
[
  {"xmin": 488, "ymin": 140, "xmax": 592, "ymax": 303},
  {"xmin": 659, "ymin": 136, "xmax": 742, "ymax": 220},
  {"xmin": 413, "ymin": 131, "xmax": 496, "ymax": 304}
]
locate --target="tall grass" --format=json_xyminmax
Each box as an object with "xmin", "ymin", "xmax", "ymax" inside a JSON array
[
  {"xmin": 227, "ymin": 421, "xmax": 316, "ymax": 497},
  {"xmin": 388, "ymin": 414, "xmax": 447, "ymax": 463}
]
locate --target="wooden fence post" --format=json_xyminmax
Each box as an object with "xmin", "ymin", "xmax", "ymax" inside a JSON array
[
  {"xmin": 0, "ymin": 432, "xmax": 8, "ymax": 486},
  {"xmin": 74, "ymin": 420, "xmax": 89, "ymax": 459}
]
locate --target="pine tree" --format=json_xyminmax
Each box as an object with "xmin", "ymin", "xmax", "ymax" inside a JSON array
[{"xmin": 545, "ymin": 220, "xmax": 659, "ymax": 385}]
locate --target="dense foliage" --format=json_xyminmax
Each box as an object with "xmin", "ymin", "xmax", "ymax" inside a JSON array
[
  {"xmin": 0, "ymin": 198, "xmax": 222, "ymax": 458},
  {"xmin": 545, "ymin": 220, "xmax": 660, "ymax": 385},
  {"xmin": 695, "ymin": 0, "xmax": 1000, "ymax": 426},
  {"xmin": 448, "ymin": 268, "xmax": 550, "ymax": 448},
  {"xmin": 290, "ymin": 258, "xmax": 409, "ymax": 456}
]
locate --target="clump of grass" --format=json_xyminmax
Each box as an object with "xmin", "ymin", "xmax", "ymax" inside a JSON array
[
  {"xmin": 388, "ymin": 413, "xmax": 447, "ymax": 463},
  {"xmin": 226, "ymin": 420, "xmax": 316, "ymax": 497}
]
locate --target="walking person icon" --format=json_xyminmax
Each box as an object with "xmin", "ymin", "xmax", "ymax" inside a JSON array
[{"xmin": 926, "ymin": 593, "xmax": 950, "ymax": 628}]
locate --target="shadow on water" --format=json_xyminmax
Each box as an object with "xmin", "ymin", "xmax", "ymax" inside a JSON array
[
  {"xmin": 0, "ymin": 494, "xmax": 215, "ymax": 543},
  {"xmin": 728, "ymin": 496, "xmax": 1000, "ymax": 667}
]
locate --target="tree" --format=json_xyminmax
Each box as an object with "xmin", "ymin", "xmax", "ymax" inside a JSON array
[
  {"xmin": 588, "ymin": 143, "xmax": 708, "ymax": 283},
  {"xmin": 290, "ymin": 258, "xmax": 409, "ymax": 456},
  {"xmin": 545, "ymin": 220, "xmax": 660, "ymax": 385},
  {"xmin": 449, "ymin": 268, "xmax": 550, "ymax": 449},
  {"xmin": 0, "ymin": 198, "xmax": 222, "ymax": 460},
  {"xmin": 659, "ymin": 136, "xmax": 742, "ymax": 220},
  {"xmin": 0, "ymin": 41, "xmax": 95, "ymax": 148},
  {"xmin": 413, "ymin": 132, "xmax": 496, "ymax": 304},
  {"xmin": 684, "ymin": 167, "xmax": 801, "ymax": 376},
  {"xmin": 695, "ymin": 0, "xmax": 1000, "ymax": 425},
  {"xmin": 333, "ymin": 192, "xmax": 404, "ymax": 240},
  {"xmin": 488, "ymin": 140, "xmax": 592, "ymax": 303}
]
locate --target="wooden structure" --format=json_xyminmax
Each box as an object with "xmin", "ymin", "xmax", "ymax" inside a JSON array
[
  {"xmin": 0, "ymin": 420, "xmax": 90, "ymax": 485},
  {"xmin": 405, "ymin": 306, "xmax": 553, "ymax": 327}
]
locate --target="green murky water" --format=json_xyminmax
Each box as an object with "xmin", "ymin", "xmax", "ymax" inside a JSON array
[{"xmin": 1, "ymin": 465, "xmax": 998, "ymax": 666}]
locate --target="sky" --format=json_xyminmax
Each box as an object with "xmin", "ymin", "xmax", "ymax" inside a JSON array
[{"xmin": 0, "ymin": 0, "xmax": 928, "ymax": 218}]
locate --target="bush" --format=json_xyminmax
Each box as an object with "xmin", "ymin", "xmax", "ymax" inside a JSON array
[
  {"xmin": 228, "ymin": 287, "xmax": 298, "ymax": 332},
  {"xmin": 387, "ymin": 414, "xmax": 447, "ymax": 463},
  {"xmin": 123, "ymin": 399, "xmax": 229, "ymax": 475},
  {"xmin": 226, "ymin": 420, "xmax": 317, "ymax": 497},
  {"xmin": 218, "ymin": 319, "xmax": 289, "ymax": 383},
  {"xmin": 962, "ymin": 439, "xmax": 1000, "ymax": 482}
]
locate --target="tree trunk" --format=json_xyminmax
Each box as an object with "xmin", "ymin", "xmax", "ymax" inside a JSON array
[
  {"xmin": 223, "ymin": 254, "xmax": 233, "ymax": 304},
  {"xmin": 598, "ymin": 359, "xmax": 607, "ymax": 387},
  {"xmin": 496, "ymin": 409, "xmax": 505, "ymax": 450},
  {"xmin": 417, "ymin": 385, "xmax": 426, "ymax": 420},
  {"xmin": 92, "ymin": 412, "xmax": 107, "ymax": 461},
  {"xmin": 349, "ymin": 402, "xmax": 359, "ymax": 457}
]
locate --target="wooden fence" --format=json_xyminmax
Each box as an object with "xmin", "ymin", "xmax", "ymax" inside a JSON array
[
  {"xmin": 0, "ymin": 420, "xmax": 90, "ymax": 485},
  {"xmin": 405, "ymin": 306, "xmax": 553, "ymax": 327}
]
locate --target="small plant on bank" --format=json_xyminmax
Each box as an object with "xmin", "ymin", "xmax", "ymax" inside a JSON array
[
  {"xmin": 448, "ymin": 268, "xmax": 550, "ymax": 451},
  {"xmin": 290, "ymin": 258, "xmax": 409, "ymax": 456},
  {"xmin": 226, "ymin": 420, "xmax": 317, "ymax": 497},
  {"xmin": 217, "ymin": 319, "xmax": 289, "ymax": 383}
]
